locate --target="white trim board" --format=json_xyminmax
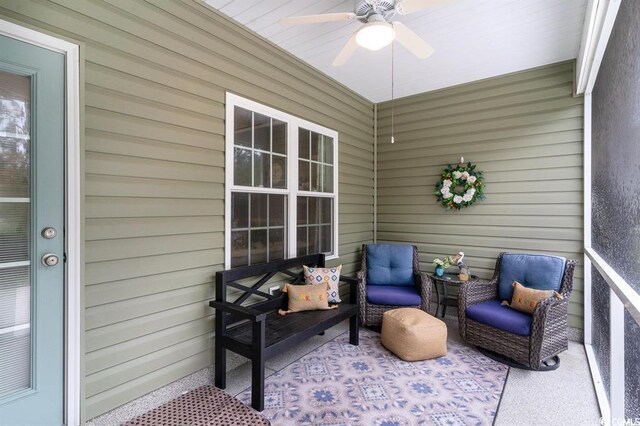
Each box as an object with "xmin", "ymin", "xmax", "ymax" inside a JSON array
[
  {"xmin": 0, "ymin": 19, "xmax": 81, "ymax": 426},
  {"xmin": 583, "ymin": 93, "xmax": 592, "ymax": 346},
  {"xmin": 575, "ymin": 0, "xmax": 621, "ymax": 95},
  {"xmin": 585, "ymin": 343, "xmax": 611, "ymax": 423}
]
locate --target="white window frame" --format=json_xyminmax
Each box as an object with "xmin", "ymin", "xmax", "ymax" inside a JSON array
[{"xmin": 224, "ymin": 93, "xmax": 339, "ymax": 269}]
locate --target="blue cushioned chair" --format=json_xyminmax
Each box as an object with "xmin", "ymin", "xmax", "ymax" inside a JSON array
[
  {"xmin": 458, "ymin": 252, "xmax": 576, "ymax": 370},
  {"xmin": 357, "ymin": 244, "xmax": 432, "ymax": 326}
]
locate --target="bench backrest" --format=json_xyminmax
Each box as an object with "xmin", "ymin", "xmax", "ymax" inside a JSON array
[{"xmin": 215, "ymin": 254, "xmax": 326, "ymax": 326}]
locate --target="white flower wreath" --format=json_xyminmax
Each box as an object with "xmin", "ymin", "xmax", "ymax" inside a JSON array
[{"xmin": 434, "ymin": 162, "xmax": 485, "ymax": 210}]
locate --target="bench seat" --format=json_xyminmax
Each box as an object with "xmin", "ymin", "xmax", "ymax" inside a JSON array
[{"xmin": 210, "ymin": 254, "xmax": 359, "ymax": 411}]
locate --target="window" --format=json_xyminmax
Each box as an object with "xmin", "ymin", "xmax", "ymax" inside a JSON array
[{"xmin": 225, "ymin": 93, "xmax": 338, "ymax": 268}]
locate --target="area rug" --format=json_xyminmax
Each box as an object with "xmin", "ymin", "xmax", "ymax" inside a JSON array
[{"xmin": 237, "ymin": 328, "xmax": 509, "ymax": 426}]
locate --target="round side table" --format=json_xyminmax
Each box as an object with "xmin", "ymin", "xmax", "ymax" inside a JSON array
[{"xmin": 429, "ymin": 273, "xmax": 479, "ymax": 317}]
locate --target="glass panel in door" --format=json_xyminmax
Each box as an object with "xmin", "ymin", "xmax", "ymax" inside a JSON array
[{"xmin": 0, "ymin": 70, "xmax": 31, "ymax": 398}]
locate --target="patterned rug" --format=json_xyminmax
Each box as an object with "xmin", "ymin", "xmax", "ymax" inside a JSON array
[{"xmin": 237, "ymin": 328, "xmax": 509, "ymax": 426}]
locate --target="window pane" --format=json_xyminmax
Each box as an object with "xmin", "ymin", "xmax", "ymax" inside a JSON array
[
  {"xmin": 272, "ymin": 155, "xmax": 286, "ymax": 189},
  {"xmin": 308, "ymin": 197, "xmax": 319, "ymax": 224},
  {"xmin": 251, "ymin": 229, "xmax": 267, "ymax": 264},
  {"xmin": 320, "ymin": 198, "xmax": 332, "ymax": 224},
  {"xmin": 231, "ymin": 192, "xmax": 248, "ymax": 228},
  {"xmin": 272, "ymin": 119, "xmax": 287, "ymax": 155},
  {"xmin": 308, "ymin": 225, "xmax": 320, "ymax": 254},
  {"xmin": 231, "ymin": 231, "xmax": 248, "ymax": 267},
  {"xmin": 234, "ymin": 147, "xmax": 252, "ymax": 186},
  {"xmin": 0, "ymin": 203, "xmax": 29, "ymax": 263},
  {"xmin": 297, "ymin": 197, "xmax": 307, "ymax": 225},
  {"xmin": 234, "ymin": 107, "xmax": 252, "ymax": 148},
  {"xmin": 269, "ymin": 194, "xmax": 285, "ymax": 226},
  {"xmin": 269, "ymin": 229, "xmax": 285, "ymax": 262},
  {"xmin": 254, "ymin": 113, "xmax": 270, "ymax": 151},
  {"xmin": 250, "ymin": 193, "xmax": 267, "ymax": 227},
  {"xmin": 322, "ymin": 165, "xmax": 333, "ymax": 193},
  {"xmin": 298, "ymin": 159, "xmax": 310, "ymax": 191},
  {"xmin": 310, "ymin": 132, "xmax": 321, "ymax": 161},
  {"xmin": 253, "ymin": 152, "xmax": 270, "ymax": 188},
  {"xmin": 0, "ymin": 138, "xmax": 30, "ymax": 198},
  {"xmin": 297, "ymin": 226, "xmax": 307, "ymax": 256},
  {"xmin": 0, "ymin": 330, "xmax": 30, "ymax": 398},
  {"xmin": 298, "ymin": 128, "xmax": 310, "ymax": 159},
  {"xmin": 323, "ymin": 136, "xmax": 333, "ymax": 165},
  {"xmin": 310, "ymin": 162, "xmax": 320, "ymax": 192},
  {"xmin": 320, "ymin": 225, "xmax": 332, "ymax": 253}
]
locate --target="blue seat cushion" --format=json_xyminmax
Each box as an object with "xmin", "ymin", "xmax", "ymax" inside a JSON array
[
  {"xmin": 466, "ymin": 300, "xmax": 532, "ymax": 336},
  {"xmin": 366, "ymin": 285, "xmax": 421, "ymax": 306},
  {"xmin": 498, "ymin": 253, "xmax": 566, "ymax": 301},
  {"xmin": 366, "ymin": 244, "xmax": 414, "ymax": 286}
]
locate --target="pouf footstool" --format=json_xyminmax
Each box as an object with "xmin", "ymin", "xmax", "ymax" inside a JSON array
[{"xmin": 381, "ymin": 308, "xmax": 447, "ymax": 361}]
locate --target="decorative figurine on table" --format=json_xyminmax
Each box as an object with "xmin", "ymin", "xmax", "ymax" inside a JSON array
[
  {"xmin": 452, "ymin": 251, "xmax": 471, "ymax": 281},
  {"xmin": 432, "ymin": 256, "xmax": 454, "ymax": 277}
]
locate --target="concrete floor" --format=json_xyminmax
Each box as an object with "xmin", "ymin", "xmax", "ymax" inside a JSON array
[
  {"xmin": 439, "ymin": 316, "xmax": 602, "ymax": 426},
  {"xmin": 224, "ymin": 315, "xmax": 602, "ymax": 426}
]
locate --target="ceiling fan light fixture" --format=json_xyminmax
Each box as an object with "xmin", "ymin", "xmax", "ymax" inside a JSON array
[{"xmin": 356, "ymin": 21, "xmax": 395, "ymax": 51}]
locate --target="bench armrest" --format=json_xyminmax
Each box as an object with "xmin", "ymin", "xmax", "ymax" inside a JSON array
[
  {"xmin": 340, "ymin": 275, "xmax": 358, "ymax": 286},
  {"xmin": 209, "ymin": 300, "xmax": 267, "ymax": 322},
  {"xmin": 339, "ymin": 275, "xmax": 359, "ymax": 306}
]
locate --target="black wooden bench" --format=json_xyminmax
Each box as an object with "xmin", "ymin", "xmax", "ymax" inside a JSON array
[{"xmin": 209, "ymin": 253, "xmax": 359, "ymax": 411}]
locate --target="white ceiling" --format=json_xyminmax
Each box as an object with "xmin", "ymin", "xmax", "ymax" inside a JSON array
[{"xmin": 204, "ymin": 0, "xmax": 588, "ymax": 103}]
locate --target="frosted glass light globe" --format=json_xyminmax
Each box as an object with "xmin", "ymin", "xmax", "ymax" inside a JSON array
[{"xmin": 356, "ymin": 21, "xmax": 395, "ymax": 51}]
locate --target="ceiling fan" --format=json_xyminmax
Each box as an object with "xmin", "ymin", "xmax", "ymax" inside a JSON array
[{"xmin": 280, "ymin": 0, "xmax": 448, "ymax": 66}]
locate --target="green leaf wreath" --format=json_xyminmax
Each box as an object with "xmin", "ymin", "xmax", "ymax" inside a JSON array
[{"xmin": 434, "ymin": 162, "xmax": 485, "ymax": 210}]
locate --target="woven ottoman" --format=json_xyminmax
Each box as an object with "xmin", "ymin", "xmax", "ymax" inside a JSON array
[{"xmin": 381, "ymin": 308, "xmax": 447, "ymax": 361}]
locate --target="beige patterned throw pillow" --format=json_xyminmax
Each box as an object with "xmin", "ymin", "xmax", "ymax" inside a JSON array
[{"xmin": 303, "ymin": 265, "xmax": 342, "ymax": 303}]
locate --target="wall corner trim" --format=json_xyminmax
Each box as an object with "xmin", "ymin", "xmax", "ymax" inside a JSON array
[{"xmin": 575, "ymin": 0, "xmax": 621, "ymax": 95}]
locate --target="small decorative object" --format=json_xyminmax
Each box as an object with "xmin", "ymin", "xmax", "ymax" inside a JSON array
[
  {"xmin": 452, "ymin": 251, "xmax": 471, "ymax": 281},
  {"xmin": 433, "ymin": 256, "xmax": 454, "ymax": 276},
  {"xmin": 434, "ymin": 157, "xmax": 485, "ymax": 210}
]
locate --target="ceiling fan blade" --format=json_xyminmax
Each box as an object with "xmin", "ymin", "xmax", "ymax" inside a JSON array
[
  {"xmin": 395, "ymin": 0, "xmax": 451, "ymax": 15},
  {"xmin": 392, "ymin": 22, "xmax": 435, "ymax": 59},
  {"xmin": 332, "ymin": 32, "xmax": 359, "ymax": 67},
  {"xmin": 280, "ymin": 12, "xmax": 356, "ymax": 27}
]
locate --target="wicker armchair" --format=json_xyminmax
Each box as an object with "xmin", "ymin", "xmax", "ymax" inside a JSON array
[
  {"xmin": 357, "ymin": 244, "xmax": 432, "ymax": 326},
  {"xmin": 458, "ymin": 252, "xmax": 576, "ymax": 370}
]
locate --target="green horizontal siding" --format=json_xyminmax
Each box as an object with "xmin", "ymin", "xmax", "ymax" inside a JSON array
[
  {"xmin": 376, "ymin": 61, "xmax": 584, "ymax": 330},
  {"xmin": 0, "ymin": 0, "xmax": 374, "ymax": 420}
]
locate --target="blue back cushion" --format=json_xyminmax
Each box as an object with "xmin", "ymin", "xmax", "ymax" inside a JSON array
[
  {"xmin": 366, "ymin": 244, "xmax": 414, "ymax": 286},
  {"xmin": 498, "ymin": 253, "xmax": 566, "ymax": 300}
]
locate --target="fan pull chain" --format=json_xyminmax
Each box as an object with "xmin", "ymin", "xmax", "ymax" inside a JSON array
[{"xmin": 390, "ymin": 40, "xmax": 395, "ymax": 144}]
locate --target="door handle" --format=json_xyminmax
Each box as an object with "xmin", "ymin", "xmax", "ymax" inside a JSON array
[
  {"xmin": 41, "ymin": 254, "xmax": 59, "ymax": 267},
  {"xmin": 41, "ymin": 227, "xmax": 57, "ymax": 239}
]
